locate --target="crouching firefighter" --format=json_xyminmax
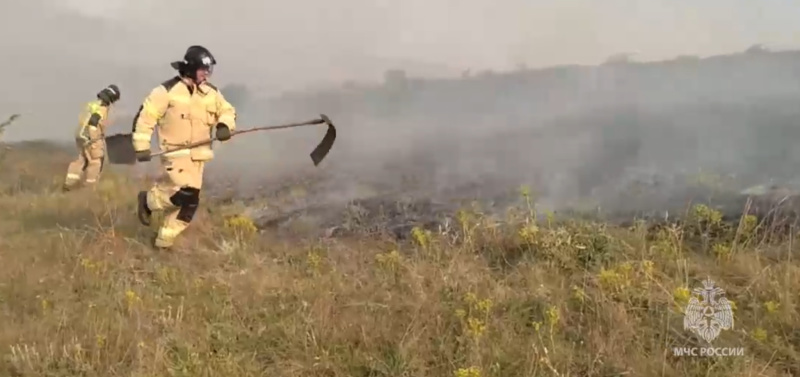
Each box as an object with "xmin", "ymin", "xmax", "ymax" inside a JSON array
[
  {"xmin": 63, "ymin": 84, "xmax": 121, "ymax": 191},
  {"xmin": 131, "ymin": 45, "xmax": 236, "ymax": 249}
]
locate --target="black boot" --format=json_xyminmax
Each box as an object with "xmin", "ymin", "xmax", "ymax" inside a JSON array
[
  {"xmin": 137, "ymin": 191, "xmax": 152, "ymax": 226},
  {"xmin": 62, "ymin": 182, "xmax": 78, "ymax": 192}
]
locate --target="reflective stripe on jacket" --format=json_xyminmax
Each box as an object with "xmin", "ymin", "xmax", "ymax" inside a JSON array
[
  {"xmin": 75, "ymin": 100, "xmax": 109, "ymax": 142},
  {"xmin": 131, "ymin": 76, "xmax": 237, "ymax": 161}
]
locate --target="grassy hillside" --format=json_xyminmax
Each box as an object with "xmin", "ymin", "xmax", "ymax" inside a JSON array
[
  {"xmin": 272, "ymin": 47, "xmax": 800, "ymax": 112},
  {"xmin": 0, "ymin": 142, "xmax": 798, "ymax": 376},
  {"xmin": 232, "ymin": 48, "xmax": 800, "ymax": 211}
]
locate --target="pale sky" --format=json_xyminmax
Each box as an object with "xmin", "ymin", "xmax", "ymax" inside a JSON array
[
  {"xmin": 1, "ymin": 0, "xmax": 799, "ymax": 140},
  {"xmin": 50, "ymin": 0, "xmax": 800, "ymax": 74}
]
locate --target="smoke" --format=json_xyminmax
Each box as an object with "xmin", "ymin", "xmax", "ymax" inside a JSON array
[
  {"xmin": 2, "ymin": 0, "xmax": 799, "ymax": 139},
  {"xmin": 214, "ymin": 49, "xmax": 800, "ymax": 218},
  {"xmin": 2, "ymin": 0, "xmax": 800, "ymax": 217}
]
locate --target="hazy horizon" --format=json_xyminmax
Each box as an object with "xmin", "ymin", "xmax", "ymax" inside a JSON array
[
  {"xmin": 2, "ymin": 0, "xmax": 799, "ymax": 141},
  {"xmin": 4, "ymin": 0, "xmax": 800, "ymax": 216}
]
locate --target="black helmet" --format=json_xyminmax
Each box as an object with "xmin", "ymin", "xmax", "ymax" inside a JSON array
[
  {"xmin": 170, "ymin": 45, "xmax": 216, "ymax": 78},
  {"xmin": 97, "ymin": 84, "xmax": 120, "ymax": 104}
]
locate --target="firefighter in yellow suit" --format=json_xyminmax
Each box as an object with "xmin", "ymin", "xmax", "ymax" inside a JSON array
[
  {"xmin": 63, "ymin": 84, "xmax": 121, "ymax": 191},
  {"xmin": 131, "ymin": 45, "xmax": 236, "ymax": 249}
]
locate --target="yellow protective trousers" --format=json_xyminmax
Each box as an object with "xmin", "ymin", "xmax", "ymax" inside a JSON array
[
  {"xmin": 64, "ymin": 137, "xmax": 105, "ymax": 187},
  {"xmin": 146, "ymin": 156, "xmax": 205, "ymax": 248}
]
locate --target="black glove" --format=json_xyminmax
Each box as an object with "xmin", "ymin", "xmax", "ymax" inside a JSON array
[
  {"xmin": 135, "ymin": 150, "xmax": 151, "ymax": 162},
  {"xmin": 215, "ymin": 123, "xmax": 231, "ymax": 141}
]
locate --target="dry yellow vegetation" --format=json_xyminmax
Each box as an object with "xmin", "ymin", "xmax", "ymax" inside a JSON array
[{"xmin": 0, "ymin": 142, "xmax": 798, "ymax": 377}]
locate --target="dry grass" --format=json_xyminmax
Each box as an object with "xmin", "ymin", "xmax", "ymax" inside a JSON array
[{"xmin": 0, "ymin": 142, "xmax": 798, "ymax": 377}]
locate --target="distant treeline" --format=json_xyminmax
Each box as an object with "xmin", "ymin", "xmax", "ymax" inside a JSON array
[{"xmin": 268, "ymin": 45, "xmax": 800, "ymax": 118}]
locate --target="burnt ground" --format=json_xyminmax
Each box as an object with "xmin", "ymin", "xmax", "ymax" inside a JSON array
[
  {"xmin": 16, "ymin": 142, "xmax": 800, "ymax": 243},
  {"xmin": 6, "ymin": 141, "xmax": 797, "ymax": 242},
  {"xmin": 213, "ymin": 167, "xmax": 800, "ymax": 240}
]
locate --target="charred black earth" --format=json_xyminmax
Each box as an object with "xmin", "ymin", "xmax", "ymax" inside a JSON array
[{"xmin": 223, "ymin": 171, "xmax": 800, "ymax": 240}]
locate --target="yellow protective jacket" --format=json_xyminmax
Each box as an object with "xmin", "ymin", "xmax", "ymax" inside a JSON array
[
  {"xmin": 75, "ymin": 100, "xmax": 110, "ymax": 144},
  {"xmin": 131, "ymin": 76, "xmax": 237, "ymax": 161}
]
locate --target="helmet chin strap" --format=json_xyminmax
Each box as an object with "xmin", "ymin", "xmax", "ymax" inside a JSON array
[
  {"xmin": 178, "ymin": 66, "xmax": 198, "ymax": 83},
  {"xmin": 179, "ymin": 66, "xmax": 212, "ymax": 84}
]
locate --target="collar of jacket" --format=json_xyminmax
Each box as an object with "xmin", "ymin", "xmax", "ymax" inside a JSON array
[
  {"xmin": 89, "ymin": 99, "xmax": 107, "ymax": 111},
  {"xmin": 178, "ymin": 76, "xmax": 212, "ymax": 95}
]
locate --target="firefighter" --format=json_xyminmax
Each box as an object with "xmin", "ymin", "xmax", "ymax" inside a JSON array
[
  {"xmin": 131, "ymin": 45, "xmax": 236, "ymax": 249},
  {"xmin": 63, "ymin": 84, "xmax": 121, "ymax": 191}
]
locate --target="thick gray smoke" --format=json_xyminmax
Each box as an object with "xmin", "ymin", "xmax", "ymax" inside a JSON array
[
  {"xmin": 3, "ymin": 1, "xmax": 800, "ymax": 221},
  {"xmin": 2, "ymin": 0, "xmax": 799, "ymax": 140},
  {"xmin": 214, "ymin": 48, "xmax": 800, "ymax": 219}
]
